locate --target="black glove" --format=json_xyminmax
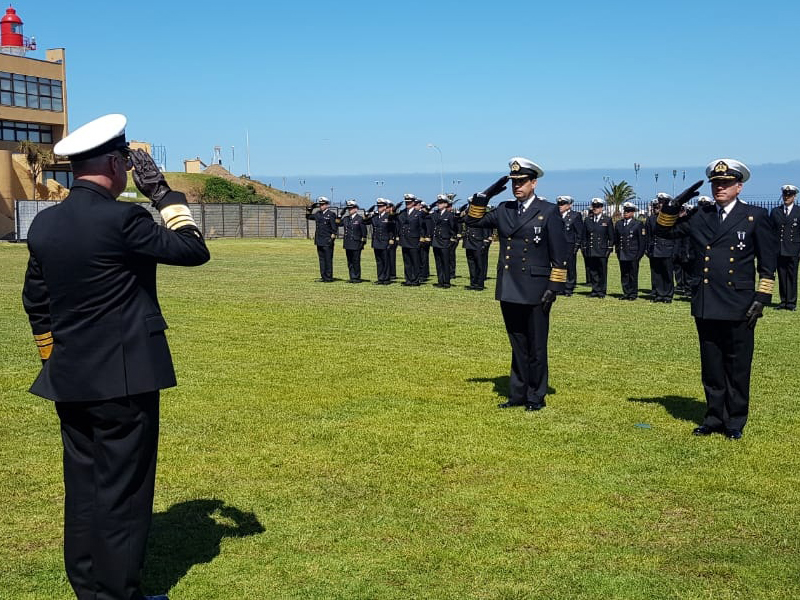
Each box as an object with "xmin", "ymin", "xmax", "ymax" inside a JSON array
[
  {"xmin": 394, "ymin": 201, "xmax": 404, "ymax": 212},
  {"xmin": 366, "ymin": 204, "xmax": 375, "ymax": 213},
  {"xmin": 130, "ymin": 149, "xmax": 171, "ymax": 208},
  {"xmin": 745, "ymin": 300, "xmax": 763, "ymax": 330},
  {"xmin": 541, "ymin": 289, "xmax": 557, "ymax": 315},
  {"xmin": 662, "ymin": 180, "xmax": 704, "ymax": 216},
  {"xmin": 482, "ymin": 176, "xmax": 509, "ymax": 200}
]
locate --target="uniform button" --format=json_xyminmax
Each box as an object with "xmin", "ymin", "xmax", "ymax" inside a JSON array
[
  {"xmin": 505, "ymin": 265, "xmax": 509, "ymax": 270},
  {"xmin": 728, "ymin": 281, "xmax": 732, "ymax": 286},
  {"xmin": 729, "ymin": 257, "xmax": 734, "ymax": 263},
  {"xmin": 521, "ymin": 267, "xmax": 526, "ymax": 272},
  {"xmin": 704, "ymin": 278, "xmax": 709, "ymax": 284},
  {"xmin": 525, "ymin": 238, "xmax": 529, "ymax": 243},
  {"xmin": 706, "ymin": 245, "xmax": 711, "ymax": 250},
  {"xmin": 730, "ymin": 246, "xmax": 735, "ymax": 251},
  {"xmin": 705, "ymin": 256, "xmax": 710, "ymax": 262},
  {"xmin": 522, "ymin": 258, "xmax": 527, "ymax": 262},
  {"xmin": 729, "ymin": 269, "xmax": 734, "ymax": 274},
  {"xmin": 505, "ymin": 255, "xmax": 510, "ymax": 259},
  {"xmin": 703, "ymin": 267, "xmax": 709, "ymax": 273},
  {"xmin": 507, "ymin": 246, "xmax": 511, "ymax": 251},
  {"xmin": 523, "ymin": 248, "xmax": 527, "ymax": 253}
]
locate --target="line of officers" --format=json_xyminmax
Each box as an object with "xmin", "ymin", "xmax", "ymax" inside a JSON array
[{"xmin": 306, "ymin": 184, "xmax": 800, "ymax": 309}]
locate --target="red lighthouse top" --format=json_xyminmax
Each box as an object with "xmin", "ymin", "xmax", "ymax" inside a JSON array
[{"xmin": 1, "ymin": 5, "xmax": 36, "ymax": 56}]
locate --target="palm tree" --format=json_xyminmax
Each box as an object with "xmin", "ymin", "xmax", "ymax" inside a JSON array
[
  {"xmin": 16, "ymin": 140, "xmax": 53, "ymax": 201},
  {"xmin": 602, "ymin": 179, "xmax": 636, "ymax": 219}
]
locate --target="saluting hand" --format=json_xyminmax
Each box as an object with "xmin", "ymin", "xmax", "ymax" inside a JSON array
[
  {"xmin": 130, "ymin": 149, "xmax": 171, "ymax": 208},
  {"xmin": 482, "ymin": 176, "xmax": 509, "ymax": 200},
  {"xmin": 662, "ymin": 180, "xmax": 704, "ymax": 216}
]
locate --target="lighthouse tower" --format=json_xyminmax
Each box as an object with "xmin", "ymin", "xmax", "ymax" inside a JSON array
[{"xmin": 1, "ymin": 5, "xmax": 36, "ymax": 56}]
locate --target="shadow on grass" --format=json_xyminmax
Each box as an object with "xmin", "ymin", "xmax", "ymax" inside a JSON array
[
  {"xmin": 143, "ymin": 499, "xmax": 264, "ymax": 595},
  {"xmin": 628, "ymin": 395, "xmax": 705, "ymax": 424},
  {"xmin": 467, "ymin": 375, "xmax": 556, "ymax": 398}
]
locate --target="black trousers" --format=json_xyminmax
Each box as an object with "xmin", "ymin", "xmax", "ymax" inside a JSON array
[
  {"xmin": 565, "ymin": 246, "xmax": 578, "ymax": 293},
  {"xmin": 374, "ymin": 248, "xmax": 390, "ymax": 282},
  {"xmin": 500, "ymin": 301, "xmax": 550, "ymax": 405},
  {"xmin": 449, "ymin": 243, "xmax": 457, "ymax": 278},
  {"xmin": 649, "ymin": 256, "xmax": 674, "ymax": 300},
  {"xmin": 316, "ymin": 244, "xmax": 334, "ymax": 281},
  {"xmin": 433, "ymin": 246, "xmax": 451, "ymax": 285},
  {"xmin": 695, "ymin": 318, "xmax": 753, "ymax": 431},
  {"xmin": 582, "ymin": 250, "xmax": 591, "ymax": 284},
  {"xmin": 777, "ymin": 255, "xmax": 799, "ymax": 307},
  {"xmin": 674, "ymin": 260, "xmax": 686, "ymax": 290},
  {"xmin": 420, "ymin": 244, "xmax": 431, "ymax": 279},
  {"xmin": 586, "ymin": 256, "xmax": 608, "ymax": 295},
  {"xmin": 619, "ymin": 259, "xmax": 640, "ymax": 298},
  {"xmin": 481, "ymin": 245, "xmax": 490, "ymax": 281},
  {"xmin": 388, "ymin": 244, "xmax": 397, "ymax": 278},
  {"xmin": 466, "ymin": 248, "xmax": 485, "ymax": 288},
  {"xmin": 345, "ymin": 248, "xmax": 362, "ymax": 281},
  {"xmin": 402, "ymin": 247, "xmax": 420, "ymax": 284},
  {"xmin": 56, "ymin": 392, "xmax": 160, "ymax": 600}
]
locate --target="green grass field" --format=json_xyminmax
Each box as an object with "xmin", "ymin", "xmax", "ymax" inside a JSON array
[{"xmin": 1, "ymin": 239, "xmax": 799, "ymax": 599}]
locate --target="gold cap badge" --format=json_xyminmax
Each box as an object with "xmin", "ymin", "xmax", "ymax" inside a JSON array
[
  {"xmin": 714, "ymin": 161, "xmax": 729, "ymax": 173},
  {"xmin": 510, "ymin": 161, "xmax": 521, "ymax": 172}
]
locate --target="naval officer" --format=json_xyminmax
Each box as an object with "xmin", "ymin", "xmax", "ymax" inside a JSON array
[
  {"xmin": 305, "ymin": 196, "xmax": 338, "ymax": 282},
  {"xmin": 364, "ymin": 199, "xmax": 394, "ymax": 284},
  {"xmin": 657, "ymin": 159, "xmax": 777, "ymax": 439},
  {"xmin": 22, "ymin": 114, "xmax": 209, "ymax": 600},
  {"xmin": 556, "ymin": 196, "xmax": 583, "ymax": 296},
  {"xmin": 582, "ymin": 198, "xmax": 614, "ymax": 297},
  {"xmin": 341, "ymin": 199, "xmax": 368, "ymax": 283},
  {"xmin": 614, "ymin": 201, "xmax": 647, "ymax": 300},
  {"xmin": 465, "ymin": 158, "xmax": 569, "ymax": 411},
  {"xmin": 771, "ymin": 185, "xmax": 800, "ymax": 310}
]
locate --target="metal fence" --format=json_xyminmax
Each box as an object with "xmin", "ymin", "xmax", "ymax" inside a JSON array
[{"xmin": 13, "ymin": 201, "xmax": 318, "ymax": 241}]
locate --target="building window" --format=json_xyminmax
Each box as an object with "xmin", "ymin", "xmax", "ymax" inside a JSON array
[
  {"xmin": 43, "ymin": 169, "xmax": 73, "ymax": 188},
  {"xmin": 0, "ymin": 120, "xmax": 54, "ymax": 144},
  {"xmin": 0, "ymin": 71, "xmax": 64, "ymax": 112}
]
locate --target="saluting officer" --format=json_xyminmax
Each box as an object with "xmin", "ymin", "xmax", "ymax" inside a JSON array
[
  {"xmin": 657, "ymin": 159, "xmax": 777, "ymax": 439},
  {"xmin": 462, "ymin": 202, "xmax": 493, "ymax": 291},
  {"xmin": 614, "ymin": 201, "xmax": 647, "ymax": 300},
  {"xmin": 22, "ymin": 114, "xmax": 209, "ymax": 600},
  {"xmin": 465, "ymin": 157, "xmax": 569, "ymax": 411},
  {"xmin": 397, "ymin": 193, "xmax": 424, "ymax": 286},
  {"xmin": 341, "ymin": 199, "xmax": 368, "ymax": 283},
  {"xmin": 305, "ymin": 196, "xmax": 338, "ymax": 282},
  {"xmin": 385, "ymin": 200, "xmax": 399, "ymax": 279},
  {"xmin": 419, "ymin": 201, "xmax": 433, "ymax": 281},
  {"xmin": 646, "ymin": 194, "xmax": 677, "ymax": 302},
  {"xmin": 771, "ymin": 184, "xmax": 800, "ymax": 310},
  {"xmin": 430, "ymin": 195, "xmax": 460, "ymax": 288},
  {"xmin": 557, "ymin": 196, "xmax": 583, "ymax": 296},
  {"xmin": 582, "ymin": 198, "xmax": 614, "ymax": 298},
  {"xmin": 364, "ymin": 199, "xmax": 394, "ymax": 284}
]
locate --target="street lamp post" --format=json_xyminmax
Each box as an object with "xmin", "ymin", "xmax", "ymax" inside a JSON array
[
  {"xmin": 427, "ymin": 143, "xmax": 444, "ymax": 195},
  {"xmin": 634, "ymin": 163, "xmax": 640, "ymax": 199},
  {"xmin": 452, "ymin": 179, "xmax": 461, "ymax": 197},
  {"xmin": 654, "ymin": 173, "xmax": 659, "ymax": 197},
  {"xmin": 672, "ymin": 169, "xmax": 677, "ymax": 196}
]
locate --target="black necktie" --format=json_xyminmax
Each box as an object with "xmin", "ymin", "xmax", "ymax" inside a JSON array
[
  {"xmin": 718, "ymin": 208, "xmax": 724, "ymax": 223},
  {"xmin": 518, "ymin": 202, "xmax": 525, "ymax": 216}
]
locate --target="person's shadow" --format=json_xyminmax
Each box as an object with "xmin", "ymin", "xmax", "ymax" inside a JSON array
[
  {"xmin": 628, "ymin": 395, "xmax": 705, "ymax": 424},
  {"xmin": 142, "ymin": 499, "xmax": 264, "ymax": 595},
  {"xmin": 466, "ymin": 375, "xmax": 556, "ymax": 398}
]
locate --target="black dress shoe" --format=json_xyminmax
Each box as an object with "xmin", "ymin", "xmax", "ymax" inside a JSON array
[
  {"xmin": 692, "ymin": 425, "xmax": 719, "ymax": 436},
  {"xmin": 525, "ymin": 400, "xmax": 546, "ymax": 411},
  {"xmin": 564, "ymin": 291, "xmax": 573, "ymax": 297},
  {"xmin": 373, "ymin": 281, "xmax": 384, "ymax": 285},
  {"xmin": 401, "ymin": 282, "xmax": 412, "ymax": 286},
  {"xmin": 497, "ymin": 400, "xmax": 522, "ymax": 409},
  {"xmin": 788, "ymin": 305, "xmax": 797, "ymax": 311},
  {"xmin": 724, "ymin": 429, "xmax": 743, "ymax": 440},
  {"xmin": 464, "ymin": 285, "xmax": 476, "ymax": 290}
]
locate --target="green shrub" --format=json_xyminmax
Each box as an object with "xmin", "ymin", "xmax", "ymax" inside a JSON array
[{"xmin": 201, "ymin": 176, "xmax": 272, "ymax": 204}]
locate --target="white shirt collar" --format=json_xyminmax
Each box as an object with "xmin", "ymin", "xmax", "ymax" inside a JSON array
[{"xmin": 718, "ymin": 198, "xmax": 737, "ymax": 217}]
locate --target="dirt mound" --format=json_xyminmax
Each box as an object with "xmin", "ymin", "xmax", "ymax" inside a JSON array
[{"xmin": 203, "ymin": 165, "xmax": 308, "ymax": 206}]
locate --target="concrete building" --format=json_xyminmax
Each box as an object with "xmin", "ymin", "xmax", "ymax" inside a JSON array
[
  {"xmin": 0, "ymin": 5, "xmax": 69, "ymax": 237},
  {"xmin": 183, "ymin": 157, "xmax": 207, "ymax": 174}
]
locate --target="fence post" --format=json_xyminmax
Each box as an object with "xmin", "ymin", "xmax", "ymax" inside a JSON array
[
  {"xmin": 273, "ymin": 204, "xmax": 278, "ymax": 238},
  {"xmin": 239, "ymin": 203, "xmax": 244, "ymax": 238},
  {"xmin": 200, "ymin": 203, "xmax": 206, "ymax": 237}
]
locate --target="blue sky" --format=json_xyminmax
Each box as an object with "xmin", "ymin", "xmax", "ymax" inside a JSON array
[{"xmin": 14, "ymin": 0, "xmax": 800, "ymax": 178}]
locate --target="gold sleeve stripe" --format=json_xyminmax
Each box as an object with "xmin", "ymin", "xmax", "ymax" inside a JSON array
[
  {"xmin": 38, "ymin": 344, "xmax": 53, "ymax": 360},
  {"xmin": 550, "ymin": 268, "xmax": 567, "ymax": 282},
  {"xmin": 34, "ymin": 331, "xmax": 53, "ymax": 360},
  {"xmin": 757, "ymin": 278, "xmax": 775, "ymax": 294},
  {"xmin": 468, "ymin": 205, "xmax": 487, "ymax": 218},
  {"xmin": 657, "ymin": 213, "xmax": 677, "ymax": 227},
  {"xmin": 34, "ymin": 332, "xmax": 53, "ymax": 341},
  {"xmin": 160, "ymin": 204, "xmax": 197, "ymax": 231}
]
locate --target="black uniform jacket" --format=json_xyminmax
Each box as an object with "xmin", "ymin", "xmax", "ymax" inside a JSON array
[
  {"xmin": 463, "ymin": 223, "xmax": 493, "ymax": 251},
  {"xmin": 562, "ymin": 210, "xmax": 584, "ymax": 247},
  {"xmin": 306, "ymin": 208, "xmax": 338, "ymax": 246},
  {"xmin": 364, "ymin": 211, "xmax": 393, "ymax": 250},
  {"xmin": 430, "ymin": 210, "xmax": 460, "ymax": 249},
  {"xmin": 770, "ymin": 204, "xmax": 800, "ymax": 257},
  {"xmin": 582, "ymin": 214, "xmax": 614, "ymax": 257},
  {"xmin": 614, "ymin": 218, "xmax": 646, "ymax": 261},
  {"xmin": 645, "ymin": 214, "xmax": 675, "ymax": 258},
  {"xmin": 22, "ymin": 181, "xmax": 210, "ymax": 402},
  {"xmin": 658, "ymin": 201, "xmax": 777, "ymax": 320},
  {"xmin": 397, "ymin": 208, "xmax": 423, "ymax": 248},
  {"xmin": 466, "ymin": 197, "xmax": 569, "ymax": 304},
  {"xmin": 342, "ymin": 213, "xmax": 367, "ymax": 250}
]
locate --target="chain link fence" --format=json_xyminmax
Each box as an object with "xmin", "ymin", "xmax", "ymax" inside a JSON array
[{"xmin": 13, "ymin": 201, "xmax": 318, "ymax": 241}]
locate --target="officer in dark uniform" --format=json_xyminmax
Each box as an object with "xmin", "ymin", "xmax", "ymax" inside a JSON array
[
  {"xmin": 557, "ymin": 196, "xmax": 583, "ymax": 296},
  {"xmin": 419, "ymin": 201, "xmax": 433, "ymax": 280},
  {"xmin": 22, "ymin": 114, "xmax": 209, "ymax": 600},
  {"xmin": 448, "ymin": 195, "xmax": 460, "ymax": 280},
  {"xmin": 461, "ymin": 203, "xmax": 493, "ymax": 290},
  {"xmin": 465, "ymin": 157, "xmax": 569, "ymax": 411},
  {"xmin": 385, "ymin": 200, "xmax": 398, "ymax": 279},
  {"xmin": 305, "ymin": 196, "xmax": 338, "ymax": 282},
  {"xmin": 397, "ymin": 193, "xmax": 424, "ymax": 286},
  {"xmin": 340, "ymin": 199, "xmax": 367, "ymax": 283},
  {"xmin": 771, "ymin": 184, "xmax": 800, "ymax": 310},
  {"xmin": 430, "ymin": 195, "xmax": 460, "ymax": 288},
  {"xmin": 364, "ymin": 198, "xmax": 394, "ymax": 284},
  {"xmin": 657, "ymin": 159, "xmax": 777, "ymax": 439},
  {"xmin": 645, "ymin": 194, "xmax": 677, "ymax": 302},
  {"xmin": 582, "ymin": 198, "xmax": 614, "ymax": 297},
  {"xmin": 613, "ymin": 202, "xmax": 647, "ymax": 300}
]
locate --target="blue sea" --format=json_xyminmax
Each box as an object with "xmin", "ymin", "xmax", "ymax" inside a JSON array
[{"xmin": 259, "ymin": 161, "xmax": 800, "ymax": 210}]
